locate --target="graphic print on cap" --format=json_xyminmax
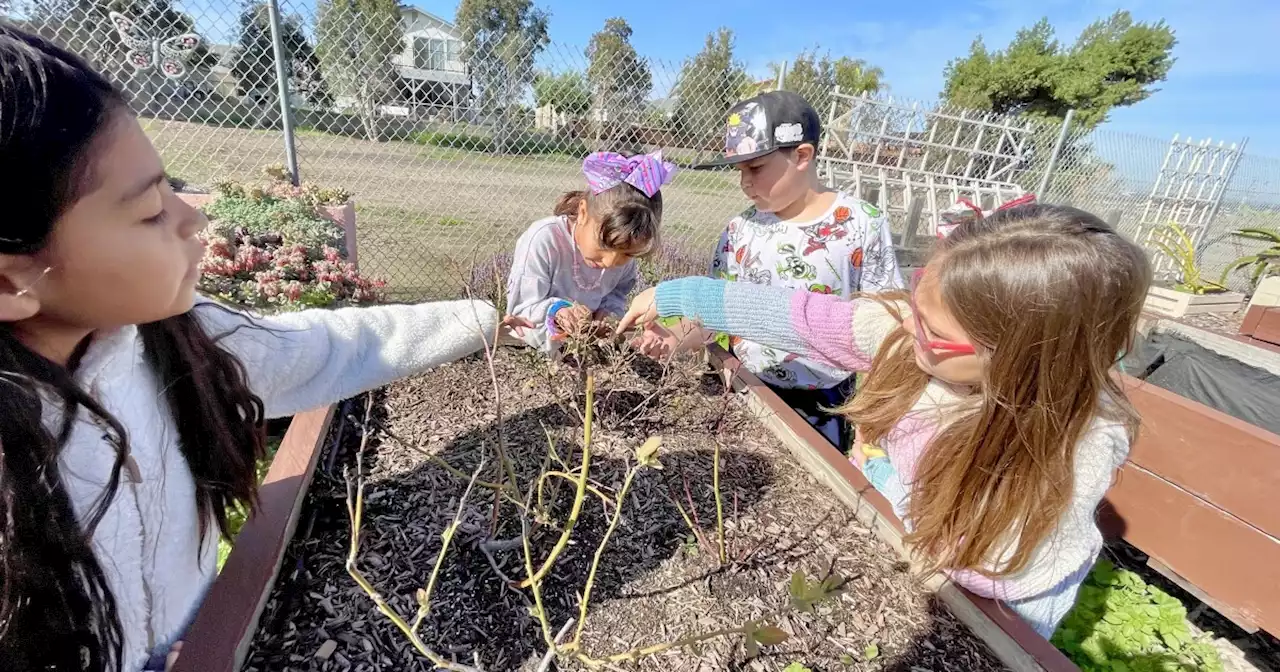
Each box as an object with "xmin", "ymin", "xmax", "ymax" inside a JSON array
[{"xmin": 724, "ymin": 102, "xmax": 770, "ymax": 158}]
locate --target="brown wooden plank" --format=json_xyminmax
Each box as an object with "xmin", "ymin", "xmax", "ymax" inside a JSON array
[
  {"xmin": 1249, "ymin": 307, "xmax": 1280, "ymax": 346},
  {"xmin": 1239, "ymin": 305, "xmax": 1267, "ymax": 337},
  {"xmin": 172, "ymin": 405, "xmax": 337, "ymax": 672},
  {"xmin": 1120, "ymin": 375, "xmax": 1280, "ymax": 538},
  {"xmin": 708, "ymin": 346, "xmax": 1079, "ymax": 672},
  {"xmin": 1103, "ymin": 462, "xmax": 1280, "ymax": 636}
]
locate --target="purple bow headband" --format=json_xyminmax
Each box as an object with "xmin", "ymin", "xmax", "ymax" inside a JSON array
[{"xmin": 582, "ymin": 150, "xmax": 677, "ymax": 198}]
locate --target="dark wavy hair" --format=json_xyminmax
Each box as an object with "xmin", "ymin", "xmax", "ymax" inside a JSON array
[{"xmin": 0, "ymin": 24, "xmax": 266, "ymax": 671}]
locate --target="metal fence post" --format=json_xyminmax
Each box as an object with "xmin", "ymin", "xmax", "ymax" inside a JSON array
[
  {"xmin": 266, "ymin": 0, "xmax": 301, "ymax": 186},
  {"xmin": 776, "ymin": 60, "xmax": 787, "ymax": 91},
  {"xmin": 1036, "ymin": 108, "xmax": 1075, "ymax": 198}
]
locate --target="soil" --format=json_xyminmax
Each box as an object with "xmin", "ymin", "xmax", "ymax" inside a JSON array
[
  {"xmin": 1173, "ymin": 310, "xmax": 1248, "ymax": 339},
  {"xmin": 243, "ymin": 347, "xmax": 1006, "ymax": 672}
]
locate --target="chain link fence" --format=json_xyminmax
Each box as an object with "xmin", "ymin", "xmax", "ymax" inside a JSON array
[{"xmin": 7, "ymin": 0, "xmax": 1279, "ymax": 299}]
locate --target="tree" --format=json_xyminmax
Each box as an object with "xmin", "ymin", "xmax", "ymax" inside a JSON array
[
  {"xmin": 942, "ymin": 11, "xmax": 1176, "ymax": 130},
  {"xmin": 533, "ymin": 70, "xmax": 590, "ymax": 117},
  {"xmin": 315, "ymin": 0, "xmax": 400, "ymax": 141},
  {"xmin": 456, "ymin": 0, "xmax": 550, "ymax": 152},
  {"xmin": 231, "ymin": 0, "xmax": 329, "ymax": 109},
  {"xmin": 770, "ymin": 49, "xmax": 885, "ymax": 118},
  {"xmin": 671, "ymin": 28, "xmax": 749, "ymax": 149},
  {"xmin": 585, "ymin": 17, "xmax": 652, "ymax": 145}
]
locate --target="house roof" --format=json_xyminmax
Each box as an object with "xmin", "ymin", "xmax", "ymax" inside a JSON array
[{"xmin": 398, "ymin": 4, "xmax": 457, "ymax": 29}]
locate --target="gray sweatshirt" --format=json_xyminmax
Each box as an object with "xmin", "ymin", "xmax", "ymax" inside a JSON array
[{"xmin": 507, "ymin": 215, "xmax": 638, "ymax": 351}]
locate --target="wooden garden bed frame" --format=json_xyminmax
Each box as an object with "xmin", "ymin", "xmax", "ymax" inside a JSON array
[{"xmin": 171, "ymin": 342, "xmax": 1280, "ymax": 672}]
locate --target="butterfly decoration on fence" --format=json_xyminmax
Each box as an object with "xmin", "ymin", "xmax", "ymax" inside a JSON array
[{"xmin": 108, "ymin": 11, "xmax": 202, "ymax": 79}]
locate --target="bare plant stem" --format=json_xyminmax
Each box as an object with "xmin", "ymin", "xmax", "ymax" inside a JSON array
[
  {"xmin": 481, "ymin": 319, "xmax": 521, "ymax": 493},
  {"xmin": 713, "ymin": 441, "xmax": 726, "ymax": 565},
  {"xmin": 344, "ymin": 398, "xmax": 483, "ymax": 672},
  {"xmin": 519, "ymin": 374, "xmax": 595, "ymax": 589},
  {"xmin": 665, "ymin": 480, "xmax": 711, "ymax": 552},
  {"xmin": 538, "ymin": 470, "xmax": 614, "ymax": 511},
  {"xmin": 413, "ymin": 458, "xmax": 487, "ymax": 632},
  {"xmin": 536, "ymin": 619, "xmax": 576, "ymax": 672},
  {"xmin": 570, "ymin": 465, "xmax": 639, "ymax": 648},
  {"xmin": 520, "ymin": 515, "xmax": 555, "ymax": 647},
  {"xmin": 575, "ymin": 624, "xmax": 753, "ymax": 668},
  {"xmin": 380, "ymin": 428, "xmax": 508, "ymax": 492}
]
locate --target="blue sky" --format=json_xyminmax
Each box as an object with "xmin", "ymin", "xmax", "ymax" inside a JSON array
[{"xmin": 397, "ymin": 0, "xmax": 1277, "ymax": 157}]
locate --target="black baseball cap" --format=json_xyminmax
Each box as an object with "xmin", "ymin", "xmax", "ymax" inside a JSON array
[{"xmin": 695, "ymin": 90, "xmax": 823, "ymax": 169}]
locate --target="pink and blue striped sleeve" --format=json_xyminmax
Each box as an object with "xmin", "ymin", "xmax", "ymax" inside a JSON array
[{"xmin": 653, "ymin": 277, "xmax": 890, "ymax": 373}]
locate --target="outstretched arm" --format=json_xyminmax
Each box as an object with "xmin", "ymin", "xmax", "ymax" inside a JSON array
[
  {"xmin": 619, "ymin": 278, "xmax": 903, "ymax": 373},
  {"xmin": 195, "ymin": 298, "xmax": 498, "ymax": 418}
]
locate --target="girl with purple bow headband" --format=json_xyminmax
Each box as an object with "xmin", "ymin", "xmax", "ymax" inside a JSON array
[{"xmin": 506, "ymin": 150, "xmax": 676, "ymax": 351}]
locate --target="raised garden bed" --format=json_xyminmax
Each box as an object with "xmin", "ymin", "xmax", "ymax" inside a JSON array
[
  {"xmin": 1143, "ymin": 286, "xmax": 1246, "ymax": 318},
  {"xmin": 240, "ymin": 348, "xmax": 1008, "ymax": 671}
]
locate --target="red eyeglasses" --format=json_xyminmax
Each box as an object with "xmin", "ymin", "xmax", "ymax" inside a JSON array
[{"xmin": 909, "ymin": 269, "xmax": 976, "ymax": 355}]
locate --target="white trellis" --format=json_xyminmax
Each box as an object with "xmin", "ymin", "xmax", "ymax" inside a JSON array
[
  {"xmin": 1133, "ymin": 135, "xmax": 1247, "ymax": 276},
  {"xmin": 818, "ymin": 90, "xmax": 1033, "ymax": 242}
]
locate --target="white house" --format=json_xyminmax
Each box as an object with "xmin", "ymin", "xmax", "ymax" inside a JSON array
[{"xmin": 391, "ymin": 5, "xmax": 469, "ymax": 114}]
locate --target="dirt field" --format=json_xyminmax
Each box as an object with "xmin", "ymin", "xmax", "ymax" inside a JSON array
[
  {"xmin": 243, "ymin": 348, "xmax": 1003, "ymax": 671},
  {"xmin": 143, "ymin": 119, "xmax": 743, "ymax": 300}
]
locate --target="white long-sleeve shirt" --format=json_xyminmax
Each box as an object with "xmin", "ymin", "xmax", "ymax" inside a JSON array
[
  {"xmin": 49, "ymin": 296, "xmax": 497, "ymax": 671},
  {"xmin": 506, "ymin": 215, "xmax": 638, "ymax": 351}
]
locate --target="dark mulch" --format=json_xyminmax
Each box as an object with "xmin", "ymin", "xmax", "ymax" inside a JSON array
[{"xmin": 244, "ymin": 348, "xmax": 1006, "ymax": 672}]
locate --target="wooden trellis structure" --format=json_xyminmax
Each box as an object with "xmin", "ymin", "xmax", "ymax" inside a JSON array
[
  {"xmin": 1133, "ymin": 135, "xmax": 1247, "ymax": 277},
  {"xmin": 818, "ymin": 90, "xmax": 1034, "ymax": 242}
]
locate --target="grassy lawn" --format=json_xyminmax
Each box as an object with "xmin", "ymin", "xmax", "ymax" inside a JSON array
[{"xmin": 145, "ymin": 119, "xmax": 744, "ymax": 300}]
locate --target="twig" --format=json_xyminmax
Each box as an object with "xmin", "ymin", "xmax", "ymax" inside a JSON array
[
  {"xmin": 520, "ymin": 515, "xmax": 555, "ymax": 648},
  {"xmin": 519, "ymin": 374, "xmax": 595, "ymax": 589},
  {"xmin": 571, "ymin": 465, "xmax": 640, "ymax": 648},
  {"xmin": 713, "ymin": 441, "xmax": 726, "ymax": 565},
  {"xmin": 380, "ymin": 428, "xmax": 509, "ymax": 493},
  {"xmin": 536, "ymin": 619, "xmax": 577, "ymax": 672},
  {"xmin": 461, "ymin": 289, "xmax": 520, "ymax": 493},
  {"xmin": 538, "ymin": 470, "xmax": 615, "ymax": 511},
  {"xmin": 344, "ymin": 396, "xmax": 483, "ymax": 672},
  {"xmin": 412, "ymin": 457, "xmax": 488, "ymax": 633},
  {"xmin": 575, "ymin": 624, "xmax": 753, "ymax": 668}
]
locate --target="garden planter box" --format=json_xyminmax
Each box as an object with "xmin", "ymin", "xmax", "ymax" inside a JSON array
[
  {"xmin": 1143, "ymin": 286, "xmax": 1245, "ymax": 318},
  {"xmin": 177, "ymin": 192, "xmax": 360, "ymax": 267},
  {"xmin": 706, "ymin": 347, "xmax": 1080, "ymax": 672},
  {"xmin": 172, "ymin": 405, "xmax": 337, "ymax": 672},
  {"xmin": 1240, "ymin": 305, "xmax": 1280, "ymax": 349},
  {"xmin": 1099, "ymin": 375, "xmax": 1280, "ymax": 637}
]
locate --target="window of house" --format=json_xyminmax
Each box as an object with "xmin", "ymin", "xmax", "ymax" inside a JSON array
[{"xmin": 412, "ymin": 36, "xmax": 448, "ymax": 70}]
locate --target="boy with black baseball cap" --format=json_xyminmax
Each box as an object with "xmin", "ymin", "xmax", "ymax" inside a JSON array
[{"xmin": 639, "ymin": 90, "xmax": 903, "ymax": 450}]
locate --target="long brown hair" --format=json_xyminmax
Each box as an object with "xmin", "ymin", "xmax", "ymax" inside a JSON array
[
  {"xmin": 844, "ymin": 204, "xmax": 1151, "ymax": 578},
  {"xmin": 554, "ymin": 183, "xmax": 663, "ymax": 256},
  {"xmin": 0, "ymin": 26, "xmax": 265, "ymax": 671}
]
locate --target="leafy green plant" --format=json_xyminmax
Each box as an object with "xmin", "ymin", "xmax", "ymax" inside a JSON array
[
  {"xmin": 1052, "ymin": 560, "xmax": 1223, "ymax": 671},
  {"xmin": 217, "ymin": 437, "xmax": 282, "ymax": 569},
  {"xmin": 199, "ymin": 174, "xmax": 385, "ymax": 311},
  {"xmin": 1220, "ymin": 227, "xmax": 1280, "ymax": 290},
  {"xmin": 1150, "ymin": 221, "xmax": 1228, "ymax": 295}
]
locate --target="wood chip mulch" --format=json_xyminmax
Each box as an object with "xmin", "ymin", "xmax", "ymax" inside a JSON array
[{"xmin": 244, "ymin": 348, "xmax": 1007, "ymax": 672}]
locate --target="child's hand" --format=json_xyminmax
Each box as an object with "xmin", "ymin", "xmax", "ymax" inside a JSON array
[
  {"xmin": 498, "ymin": 315, "xmax": 533, "ymax": 347},
  {"xmin": 552, "ymin": 303, "xmax": 592, "ymax": 339},
  {"xmin": 164, "ymin": 641, "xmax": 183, "ymax": 672},
  {"xmin": 615, "ymin": 288, "xmax": 658, "ymax": 334},
  {"xmin": 631, "ymin": 323, "xmax": 677, "ymax": 359}
]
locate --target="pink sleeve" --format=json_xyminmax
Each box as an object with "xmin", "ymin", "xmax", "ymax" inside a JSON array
[{"xmin": 787, "ymin": 292, "xmax": 897, "ymax": 374}]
